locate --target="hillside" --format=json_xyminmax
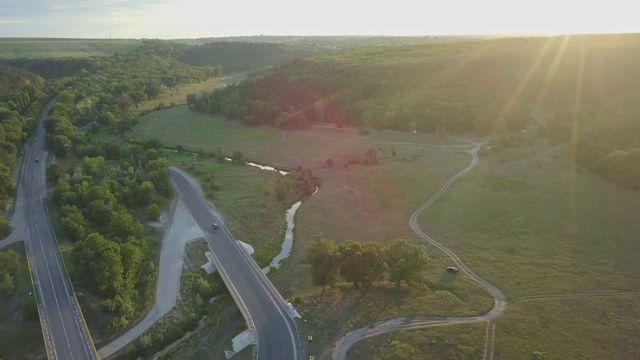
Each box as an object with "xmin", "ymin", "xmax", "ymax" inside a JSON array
[
  {"xmin": 0, "ymin": 64, "xmax": 44, "ymax": 97},
  {"xmin": 193, "ymin": 33, "xmax": 640, "ymax": 190},
  {"xmin": 0, "ymin": 39, "xmax": 328, "ymax": 79},
  {"xmin": 179, "ymin": 41, "xmax": 328, "ymax": 72}
]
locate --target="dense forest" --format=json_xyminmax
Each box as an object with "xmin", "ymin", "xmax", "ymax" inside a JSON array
[
  {"xmin": 0, "ymin": 38, "xmax": 335, "ymax": 335},
  {"xmin": 191, "ymin": 34, "xmax": 640, "ymax": 190},
  {"xmin": 0, "ymin": 45, "xmax": 216, "ymax": 331},
  {"xmin": 0, "ymin": 65, "xmax": 49, "ymax": 236}
]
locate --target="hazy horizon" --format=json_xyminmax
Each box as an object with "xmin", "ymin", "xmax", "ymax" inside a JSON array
[{"xmin": 1, "ymin": 0, "xmax": 638, "ymax": 39}]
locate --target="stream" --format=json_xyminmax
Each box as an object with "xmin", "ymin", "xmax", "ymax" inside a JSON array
[{"xmin": 229, "ymin": 158, "xmax": 316, "ymax": 273}]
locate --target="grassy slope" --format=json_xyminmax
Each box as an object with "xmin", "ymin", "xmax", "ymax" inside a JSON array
[
  {"xmin": 129, "ymin": 108, "xmax": 494, "ymax": 358},
  {"xmin": 348, "ymin": 322, "xmax": 487, "ymax": 360},
  {"xmin": 136, "ymin": 72, "xmax": 247, "ymax": 112},
  {"xmin": 166, "ymin": 151, "xmax": 288, "ymax": 267},
  {"xmin": 0, "ymin": 39, "xmax": 143, "ymax": 58},
  {"xmin": 496, "ymin": 296, "xmax": 640, "ymax": 359},
  {"xmin": 130, "ymin": 106, "xmax": 640, "ymax": 359},
  {"xmin": 417, "ymin": 137, "xmax": 640, "ymax": 358}
]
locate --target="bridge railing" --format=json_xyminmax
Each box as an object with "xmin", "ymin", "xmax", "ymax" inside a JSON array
[
  {"xmin": 221, "ymin": 226, "xmax": 303, "ymax": 359},
  {"xmin": 23, "ymin": 239, "xmax": 56, "ymax": 359},
  {"xmin": 43, "ymin": 196, "xmax": 99, "ymax": 360},
  {"xmin": 202, "ymin": 237, "xmax": 257, "ymax": 335}
]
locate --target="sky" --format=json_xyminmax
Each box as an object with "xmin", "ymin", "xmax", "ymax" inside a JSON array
[{"xmin": 0, "ymin": 0, "xmax": 638, "ymax": 39}]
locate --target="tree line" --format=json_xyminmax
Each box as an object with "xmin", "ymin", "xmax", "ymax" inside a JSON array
[
  {"xmin": 306, "ymin": 234, "xmax": 429, "ymax": 289},
  {"xmin": 189, "ymin": 34, "xmax": 640, "ymax": 191}
]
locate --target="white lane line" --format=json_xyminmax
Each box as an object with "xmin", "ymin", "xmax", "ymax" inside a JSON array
[
  {"xmin": 35, "ymin": 224, "xmax": 75, "ymax": 360},
  {"xmin": 40, "ymin": 194, "xmax": 94, "ymax": 359},
  {"xmin": 26, "ymin": 231, "xmax": 60, "ymax": 360}
]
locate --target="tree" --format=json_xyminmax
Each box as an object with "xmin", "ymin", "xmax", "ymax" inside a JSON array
[
  {"xmin": 59, "ymin": 205, "xmax": 87, "ymax": 243},
  {"xmin": 0, "ymin": 249, "xmax": 20, "ymax": 272},
  {"xmin": 73, "ymin": 233, "xmax": 124, "ymax": 296},
  {"xmin": 186, "ymin": 93, "xmax": 197, "ymax": 106},
  {"xmin": 306, "ymin": 234, "xmax": 340, "ymax": 288},
  {"xmin": 232, "ymin": 150, "xmax": 245, "ymax": 165},
  {"xmin": 0, "ymin": 164, "xmax": 15, "ymax": 198},
  {"xmin": 109, "ymin": 207, "xmax": 139, "ymax": 240},
  {"xmin": 0, "ymin": 215, "xmax": 10, "ymax": 239},
  {"xmin": 325, "ymin": 158, "xmax": 334, "ymax": 168},
  {"xmin": 117, "ymin": 94, "xmax": 134, "ymax": 115},
  {"xmin": 46, "ymin": 162, "xmax": 66, "ymax": 183},
  {"xmin": 129, "ymin": 91, "xmax": 146, "ymax": 109},
  {"xmin": 216, "ymin": 147, "xmax": 224, "ymax": 162},
  {"xmin": 339, "ymin": 241, "xmax": 385, "ymax": 288},
  {"xmin": 0, "ymin": 271, "xmax": 14, "ymax": 296},
  {"xmin": 365, "ymin": 148, "xmax": 378, "ymax": 165},
  {"xmin": 384, "ymin": 238, "xmax": 429, "ymax": 288}
]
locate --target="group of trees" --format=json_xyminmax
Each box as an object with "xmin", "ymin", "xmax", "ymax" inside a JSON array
[
  {"xmin": 14, "ymin": 48, "xmax": 200, "ymax": 329},
  {"xmin": 274, "ymin": 167, "xmax": 321, "ymax": 203},
  {"xmin": 49, "ymin": 143, "xmax": 171, "ymax": 329},
  {"xmin": 306, "ymin": 235, "xmax": 429, "ymax": 289},
  {"xmin": 0, "ymin": 249, "xmax": 21, "ymax": 296},
  {"xmin": 0, "ymin": 65, "xmax": 49, "ymax": 238}
]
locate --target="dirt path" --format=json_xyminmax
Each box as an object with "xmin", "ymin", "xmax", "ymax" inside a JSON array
[
  {"xmin": 332, "ymin": 141, "xmax": 510, "ymax": 360},
  {"xmin": 331, "ymin": 139, "xmax": 640, "ymax": 359},
  {"xmin": 97, "ymin": 198, "xmax": 205, "ymax": 359}
]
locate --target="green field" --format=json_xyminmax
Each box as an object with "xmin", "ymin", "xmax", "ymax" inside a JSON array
[
  {"xmin": 0, "ymin": 38, "xmax": 143, "ymax": 58},
  {"xmin": 348, "ymin": 322, "xmax": 487, "ymax": 360},
  {"xmin": 136, "ymin": 73, "xmax": 247, "ymax": 112},
  {"xmin": 128, "ymin": 106, "xmax": 640, "ymax": 359},
  {"xmin": 129, "ymin": 109, "xmax": 496, "ymax": 358},
  {"xmin": 496, "ymin": 296, "xmax": 640, "ymax": 359},
  {"xmin": 166, "ymin": 151, "xmax": 289, "ymax": 267}
]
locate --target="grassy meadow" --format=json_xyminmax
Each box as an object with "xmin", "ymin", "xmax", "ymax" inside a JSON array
[
  {"xmin": 0, "ymin": 38, "xmax": 143, "ymax": 58},
  {"xmin": 136, "ymin": 72, "xmax": 247, "ymax": 112},
  {"xmin": 348, "ymin": 322, "xmax": 487, "ymax": 360},
  {"xmin": 128, "ymin": 108, "xmax": 497, "ymax": 358},
  {"xmin": 128, "ymin": 106, "xmax": 640, "ymax": 359},
  {"xmin": 165, "ymin": 151, "xmax": 289, "ymax": 267}
]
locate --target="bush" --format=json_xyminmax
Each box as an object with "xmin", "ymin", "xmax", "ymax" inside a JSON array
[{"xmin": 358, "ymin": 126, "xmax": 370, "ymax": 135}]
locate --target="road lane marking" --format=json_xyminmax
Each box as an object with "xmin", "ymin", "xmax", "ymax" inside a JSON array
[{"xmin": 35, "ymin": 203, "xmax": 75, "ymax": 359}]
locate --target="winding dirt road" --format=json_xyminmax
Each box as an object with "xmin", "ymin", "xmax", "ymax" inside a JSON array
[
  {"xmin": 332, "ymin": 140, "xmax": 640, "ymax": 360},
  {"xmin": 332, "ymin": 141, "xmax": 509, "ymax": 360}
]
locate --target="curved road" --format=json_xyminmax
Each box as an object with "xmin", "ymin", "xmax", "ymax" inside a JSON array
[
  {"xmin": 23, "ymin": 100, "xmax": 96, "ymax": 359},
  {"xmin": 333, "ymin": 142, "xmax": 508, "ymax": 360},
  {"xmin": 170, "ymin": 167, "xmax": 302, "ymax": 360}
]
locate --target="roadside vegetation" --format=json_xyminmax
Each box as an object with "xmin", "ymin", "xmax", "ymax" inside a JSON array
[
  {"xmin": 113, "ymin": 238, "xmax": 236, "ymax": 359},
  {"xmin": 0, "ymin": 244, "xmax": 46, "ymax": 359}
]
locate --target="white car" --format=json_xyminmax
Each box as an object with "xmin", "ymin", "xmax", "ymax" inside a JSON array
[{"xmin": 446, "ymin": 266, "xmax": 459, "ymax": 274}]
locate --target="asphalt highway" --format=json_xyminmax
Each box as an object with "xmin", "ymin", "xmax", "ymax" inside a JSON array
[
  {"xmin": 23, "ymin": 101, "xmax": 96, "ymax": 360},
  {"xmin": 170, "ymin": 167, "xmax": 301, "ymax": 360}
]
